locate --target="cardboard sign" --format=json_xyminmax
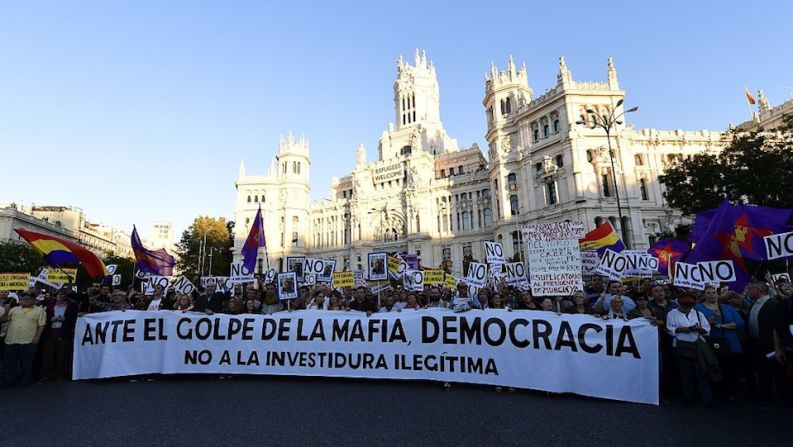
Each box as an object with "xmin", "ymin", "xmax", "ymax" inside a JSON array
[
  {"xmin": 484, "ymin": 242, "xmax": 505, "ymax": 265},
  {"xmin": 503, "ymin": 262, "xmax": 527, "ymax": 286},
  {"xmin": 466, "ymin": 262, "xmax": 487, "ymax": 288},
  {"xmin": 0, "ymin": 273, "xmax": 31, "ymax": 291},
  {"xmin": 522, "ymin": 221, "xmax": 586, "ymax": 241},
  {"xmin": 368, "ymin": 252, "xmax": 389, "ymax": 281},
  {"xmin": 264, "ymin": 268, "xmax": 277, "ymax": 284},
  {"xmin": 673, "ymin": 262, "xmax": 706, "ymax": 290},
  {"xmin": 764, "ymin": 231, "xmax": 793, "ymax": 260},
  {"xmin": 303, "ymin": 274, "xmax": 317, "ymax": 286},
  {"xmin": 106, "ymin": 264, "xmax": 118, "ymax": 275},
  {"xmin": 142, "ymin": 276, "xmax": 171, "ymax": 295},
  {"xmin": 229, "ymin": 261, "xmax": 255, "ymax": 284},
  {"xmin": 423, "ymin": 269, "xmax": 444, "ymax": 285},
  {"xmin": 403, "ymin": 270, "xmax": 425, "ymax": 292},
  {"xmin": 319, "ymin": 259, "xmax": 336, "ymax": 283},
  {"xmin": 135, "ymin": 270, "xmax": 151, "ymax": 279},
  {"xmin": 623, "ymin": 250, "xmax": 659, "ymax": 278},
  {"xmin": 388, "ymin": 255, "xmax": 408, "ymax": 279},
  {"xmin": 697, "ymin": 260, "xmax": 736, "ymax": 283},
  {"xmin": 286, "ymin": 257, "xmax": 305, "ymax": 280},
  {"xmin": 200, "ymin": 276, "xmax": 234, "ymax": 294},
  {"xmin": 332, "ymin": 271, "xmax": 355, "ymax": 288},
  {"xmin": 111, "ymin": 275, "xmax": 122, "ymax": 286},
  {"xmin": 172, "ymin": 276, "xmax": 197, "ymax": 295},
  {"xmin": 595, "ymin": 249, "xmax": 627, "ymax": 280},
  {"xmin": 444, "ymin": 274, "xmax": 457, "ymax": 290},
  {"xmin": 47, "ymin": 268, "xmax": 78, "ymax": 284},
  {"xmin": 277, "ymin": 272, "xmax": 298, "ymax": 300},
  {"xmin": 581, "ymin": 251, "xmax": 600, "ymax": 275}
]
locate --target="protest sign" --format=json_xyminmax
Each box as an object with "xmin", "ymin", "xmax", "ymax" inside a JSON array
[
  {"xmin": 623, "ymin": 250, "xmax": 658, "ymax": 278},
  {"xmin": 319, "ymin": 260, "xmax": 336, "ymax": 283},
  {"xmin": 277, "ymin": 272, "xmax": 298, "ymax": 300},
  {"xmin": 142, "ymin": 276, "xmax": 171, "ymax": 295},
  {"xmin": 172, "ymin": 276, "xmax": 197, "ymax": 295},
  {"xmin": 503, "ymin": 262, "xmax": 527, "ymax": 286},
  {"xmin": 332, "ymin": 271, "xmax": 355, "ymax": 289},
  {"xmin": 106, "ymin": 264, "xmax": 118, "ymax": 275},
  {"xmin": 444, "ymin": 274, "xmax": 457, "ymax": 290},
  {"xmin": 387, "ymin": 255, "xmax": 405, "ymax": 279},
  {"xmin": 264, "ymin": 268, "xmax": 277, "ymax": 284},
  {"xmin": 581, "ymin": 251, "xmax": 600, "ymax": 275},
  {"xmin": 595, "ymin": 249, "xmax": 627, "ymax": 280},
  {"xmin": 230, "ymin": 261, "xmax": 255, "ymax": 284},
  {"xmin": 423, "ymin": 270, "xmax": 444, "ymax": 285},
  {"xmin": 112, "ymin": 275, "xmax": 122, "ymax": 286},
  {"xmin": 47, "ymin": 268, "xmax": 78, "ymax": 284},
  {"xmin": 772, "ymin": 273, "xmax": 791, "ymax": 283},
  {"xmin": 135, "ymin": 270, "xmax": 151, "ymax": 279},
  {"xmin": 698, "ymin": 260, "xmax": 736, "ymax": 283},
  {"xmin": 673, "ymin": 262, "xmax": 706, "ymax": 290},
  {"xmin": 303, "ymin": 274, "xmax": 317, "ymax": 286},
  {"xmin": 0, "ymin": 273, "xmax": 31, "ymax": 291},
  {"xmin": 484, "ymin": 242, "xmax": 505, "ymax": 265},
  {"xmin": 525, "ymin": 222, "xmax": 583, "ymax": 296},
  {"xmin": 286, "ymin": 257, "xmax": 305, "ymax": 280},
  {"xmin": 73, "ymin": 310, "xmax": 660, "ymax": 405},
  {"xmin": 200, "ymin": 277, "xmax": 234, "ymax": 295},
  {"xmin": 522, "ymin": 221, "xmax": 586, "ymax": 241},
  {"xmin": 466, "ymin": 262, "xmax": 487, "ymax": 288},
  {"xmin": 764, "ymin": 231, "xmax": 793, "ymax": 260},
  {"xmin": 369, "ymin": 252, "xmax": 389, "ymax": 281},
  {"xmin": 403, "ymin": 270, "xmax": 425, "ymax": 292},
  {"xmin": 371, "ymin": 283, "xmax": 392, "ymax": 294}
]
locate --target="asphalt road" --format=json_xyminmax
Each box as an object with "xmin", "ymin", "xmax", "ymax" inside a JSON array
[{"xmin": 1, "ymin": 376, "xmax": 789, "ymax": 446}]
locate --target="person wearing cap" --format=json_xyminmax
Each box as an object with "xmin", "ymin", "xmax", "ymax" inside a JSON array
[
  {"xmin": 666, "ymin": 292, "xmax": 713, "ymax": 407},
  {"xmin": 1, "ymin": 293, "xmax": 47, "ymax": 387}
]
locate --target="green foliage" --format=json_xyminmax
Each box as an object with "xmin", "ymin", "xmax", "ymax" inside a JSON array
[
  {"xmin": 660, "ymin": 120, "xmax": 793, "ymax": 215},
  {"xmin": 175, "ymin": 216, "xmax": 235, "ymax": 282},
  {"xmin": 0, "ymin": 241, "xmax": 43, "ymax": 274}
]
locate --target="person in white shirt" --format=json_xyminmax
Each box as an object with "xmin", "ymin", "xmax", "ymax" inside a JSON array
[
  {"xmin": 450, "ymin": 281, "xmax": 473, "ymax": 312},
  {"xmin": 666, "ymin": 292, "xmax": 713, "ymax": 406}
]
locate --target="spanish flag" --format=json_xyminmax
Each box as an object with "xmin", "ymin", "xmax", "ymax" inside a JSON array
[
  {"xmin": 744, "ymin": 87, "xmax": 756, "ymax": 105},
  {"xmin": 15, "ymin": 228, "xmax": 109, "ymax": 278},
  {"xmin": 579, "ymin": 220, "xmax": 625, "ymax": 255}
]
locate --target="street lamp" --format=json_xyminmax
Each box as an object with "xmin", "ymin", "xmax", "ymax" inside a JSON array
[{"xmin": 575, "ymin": 99, "xmax": 638, "ymax": 246}]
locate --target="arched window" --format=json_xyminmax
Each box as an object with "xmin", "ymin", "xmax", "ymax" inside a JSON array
[
  {"xmin": 507, "ymin": 173, "xmax": 517, "ymax": 183},
  {"xmin": 449, "ymin": 167, "xmax": 455, "ymax": 175},
  {"xmin": 543, "ymin": 124, "xmax": 550, "ymax": 137},
  {"xmin": 254, "ymin": 195, "xmax": 258, "ymax": 202},
  {"xmin": 505, "ymin": 97, "xmax": 511, "ymax": 114},
  {"xmin": 533, "ymin": 129, "xmax": 540, "ymax": 142},
  {"xmin": 400, "ymin": 145, "xmax": 412, "ymax": 156},
  {"xmin": 553, "ymin": 119, "xmax": 560, "ymax": 133},
  {"xmin": 247, "ymin": 195, "xmax": 251, "ymax": 203},
  {"xmin": 440, "ymin": 169, "xmax": 445, "ymax": 178},
  {"xmin": 634, "ymin": 154, "xmax": 644, "ymax": 166},
  {"xmin": 458, "ymin": 165, "xmax": 464, "ymax": 174},
  {"xmin": 261, "ymin": 194, "xmax": 265, "ymax": 203},
  {"xmin": 509, "ymin": 195, "xmax": 519, "ymax": 215},
  {"xmin": 547, "ymin": 182, "xmax": 558, "ymax": 205}
]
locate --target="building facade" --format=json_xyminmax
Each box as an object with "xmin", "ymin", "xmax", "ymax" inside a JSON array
[
  {"xmin": 0, "ymin": 203, "xmax": 135, "ymax": 259},
  {"xmin": 233, "ymin": 51, "xmax": 727, "ymax": 276}
]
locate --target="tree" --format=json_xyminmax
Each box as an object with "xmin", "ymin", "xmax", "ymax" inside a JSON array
[
  {"xmin": 660, "ymin": 119, "xmax": 793, "ymax": 215},
  {"xmin": 175, "ymin": 216, "xmax": 235, "ymax": 282},
  {"xmin": 0, "ymin": 241, "xmax": 43, "ymax": 273}
]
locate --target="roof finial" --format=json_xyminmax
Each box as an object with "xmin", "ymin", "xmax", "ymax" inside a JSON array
[{"xmin": 607, "ymin": 57, "xmax": 619, "ymax": 89}]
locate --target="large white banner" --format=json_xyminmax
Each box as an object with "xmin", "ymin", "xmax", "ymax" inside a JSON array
[{"xmin": 73, "ymin": 310, "xmax": 659, "ymax": 405}]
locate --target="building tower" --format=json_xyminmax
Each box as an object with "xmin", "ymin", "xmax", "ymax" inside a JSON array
[
  {"xmin": 394, "ymin": 49, "xmax": 441, "ymax": 130},
  {"xmin": 275, "ymin": 132, "xmax": 311, "ymax": 265},
  {"xmin": 483, "ymin": 56, "xmax": 532, "ymax": 258}
]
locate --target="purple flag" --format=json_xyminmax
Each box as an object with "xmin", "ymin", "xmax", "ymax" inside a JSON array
[
  {"xmin": 242, "ymin": 206, "xmax": 266, "ymax": 272},
  {"xmin": 131, "ymin": 226, "xmax": 175, "ymax": 276},
  {"xmin": 647, "ymin": 238, "xmax": 690, "ymax": 276}
]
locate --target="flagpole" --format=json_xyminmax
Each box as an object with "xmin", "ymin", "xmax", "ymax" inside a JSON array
[{"xmin": 744, "ymin": 86, "xmax": 755, "ymax": 122}]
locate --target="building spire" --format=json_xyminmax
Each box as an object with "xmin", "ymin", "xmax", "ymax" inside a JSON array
[
  {"xmin": 557, "ymin": 56, "xmax": 572, "ymax": 87},
  {"xmin": 607, "ymin": 57, "xmax": 619, "ymax": 89},
  {"xmin": 238, "ymin": 160, "xmax": 246, "ymax": 178},
  {"xmin": 508, "ymin": 55, "xmax": 516, "ymax": 79},
  {"xmin": 758, "ymin": 89, "xmax": 771, "ymax": 113}
]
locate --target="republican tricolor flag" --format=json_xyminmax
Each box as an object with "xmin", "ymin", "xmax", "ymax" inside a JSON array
[
  {"xmin": 579, "ymin": 220, "xmax": 625, "ymax": 256},
  {"xmin": 242, "ymin": 205, "xmax": 266, "ymax": 272}
]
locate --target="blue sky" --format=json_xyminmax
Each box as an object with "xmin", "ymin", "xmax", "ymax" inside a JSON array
[{"xmin": 1, "ymin": 1, "xmax": 790, "ymax": 241}]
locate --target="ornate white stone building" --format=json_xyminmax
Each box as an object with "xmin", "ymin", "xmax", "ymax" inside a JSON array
[{"xmin": 232, "ymin": 50, "xmax": 728, "ymax": 275}]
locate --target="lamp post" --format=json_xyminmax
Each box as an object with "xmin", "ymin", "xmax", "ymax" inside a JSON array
[{"xmin": 576, "ymin": 99, "xmax": 638, "ymax": 246}]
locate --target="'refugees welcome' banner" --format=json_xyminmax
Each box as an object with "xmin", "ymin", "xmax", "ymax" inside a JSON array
[{"xmin": 73, "ymin": 310, "xmax": 659, "ymax": 405}]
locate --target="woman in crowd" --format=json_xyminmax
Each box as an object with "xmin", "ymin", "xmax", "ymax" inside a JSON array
[
  {"xmin": 40, "ymin": 289, "xmax": 77, "ymax": 381},
  {"xmin": 565, "ymin": 291, "xmax": 593, "ymax": 315},
  {"xmin": 490, "ymin": 292, "xmax": 506, "ymax": 310},
  {"xmin": 604, "ymin": 296, "xmax": 628, "ymax": 321},
  {"xmin": 405, "ymin": 293, "xmax": 420, "ymax": 310},
  {"xmin": 695, "ymin": 286, "xmax": 744, "ymax": 398},
  {"xmin": 539, "ymin": 297, "xmax": 554, "ymax": 312},
  {"xmin": 512, "ymin": 290, "xmax": 536, "ymax": 310},
  {"xmin": 306, "ymin": 290, "xmax": 327, "ymax": 310},
  {"xmin": 244, "ymin": 299, "xmax": 259, "ymax": 314},
  {"xmin": 328, "ymin": 291, "xmax": 345, "ymax": 311},
  {"xmin": 473, "ymin": 288, "xmax": 490, "ymax": 310},
  {"xmin": 174, "ymin": 294, "xmax": 194, "ymax": 312},
  {"xmin": 628, "ymin": 295, "xmax": 663, "ymax": 326},
  {"xmin": 226, "ymin": 297, "xmax": 243, "ymax": 315}
]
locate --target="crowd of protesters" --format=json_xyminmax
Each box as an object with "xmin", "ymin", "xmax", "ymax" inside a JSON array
[{"xmin": 2, "ymin": 274, "xmax": 792, "ymax": 409}]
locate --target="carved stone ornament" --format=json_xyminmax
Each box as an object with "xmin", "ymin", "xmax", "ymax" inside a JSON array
[{"xmin": 500, "ymin": 135, "xmax": 513, "ymax": 154}]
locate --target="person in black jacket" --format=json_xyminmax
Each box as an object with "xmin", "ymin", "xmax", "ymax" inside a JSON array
[
  {"xmin": 40, "ymin": 289, "xmax": 78, "ymax": 381},
  {"xmin": 194, "ymin": 282, "xmax": 227, "ymax": 314},
  {"xmin": 745, "ymin": 281, "xmax": 777, "ymax": 402}
]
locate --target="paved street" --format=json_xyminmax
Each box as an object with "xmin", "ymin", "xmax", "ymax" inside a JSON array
[{"xmin": 1, "ymin": 376, "xmax": 789, "ymax": 446}]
